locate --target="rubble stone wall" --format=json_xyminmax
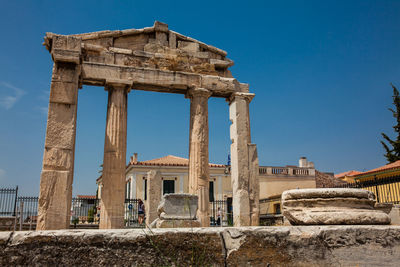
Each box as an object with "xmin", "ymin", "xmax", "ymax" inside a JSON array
[{"xmin": 1, "ymin": 226, "xmax": 400, "ymax": 266}]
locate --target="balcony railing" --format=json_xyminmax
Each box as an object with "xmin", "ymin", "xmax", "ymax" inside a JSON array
[{"xmin": 259, "ymin": 166, "xmax": 315, "ymax": 177}]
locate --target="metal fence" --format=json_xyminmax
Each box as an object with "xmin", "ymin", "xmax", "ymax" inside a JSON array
[
  {"xmin": 210, "ymin": 200, "xmax": 230, "ymax": 226},
  {"xmin": 71, "ymin": 197, "xmax": 99, "ymax": 224},
  {"xmin": 1, "ymin": 188, "xmax": 231, "ymax": 228},
  {"xmin": 0, "ymin": 187, "xmax": 18, "ymax": 217},
  {"xmin": 335, "ymin": 175, "xmax": 400, "ymax": 204},
  {"xmin": 124, "ymin": 198, "xmax": 140, "ymax": 227},
  {"xmin": 18, "ymin": 196, "xmax": 39, "ymax": 223}
]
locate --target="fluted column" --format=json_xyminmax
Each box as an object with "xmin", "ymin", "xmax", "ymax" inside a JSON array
[
  {"xmin": 99, "ymin": 80, "xmax": 130, "ymax": 229},
  {"xmin": 37, "ymin": 35, "xmax": 81, "ymax": 230},
  {"xmin": 187, "ymin": 88, "xmax": 212, "ymax": 227},
  {"xmin": 229, "ymin": 92, "xmax": 260, "ymax": 226}
]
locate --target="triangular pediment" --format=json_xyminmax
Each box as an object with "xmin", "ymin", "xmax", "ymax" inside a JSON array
[{"xmin": 45, "ymin": 21, "xmax": 234, "ymax": 78}]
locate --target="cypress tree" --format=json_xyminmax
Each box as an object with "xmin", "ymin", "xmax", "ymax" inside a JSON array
[{"xmin": 381, "ymin": 84, "xmax": 400, "ymax": 163}]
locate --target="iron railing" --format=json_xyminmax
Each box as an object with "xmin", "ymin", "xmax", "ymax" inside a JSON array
[
  {"xmin": 124, "ymin": 198, "xmax": 140, "ymax": 227},
  {"xmin": 210, "ymin": 200, "xmax": 229, "ymax": 226},
  {"xmin": 0, "ymin": 186, "xmax": 18, "ymax": 217},
  {"xmin": 335, "ymin": 175, "xmax": 400, "ymax": 204},
  {"xmin": 71, "ymin": 197, "xmax": 99, "ymax": 224},
  {"xmin": 1, "ymin": 189, "xmax": 233, "ymax": 227}
]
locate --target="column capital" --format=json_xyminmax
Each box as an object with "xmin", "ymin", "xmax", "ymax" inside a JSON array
[
  {"xmin": 227, "ymin": 92, "xmax": 255, "ymax": 104},
  {"xmin": 185, "ymin": 87, "xmax": 212, "ymax": 99},
  {"xmin": 105, "ymin": 79, "xmax": 133, "ymax": 92}
]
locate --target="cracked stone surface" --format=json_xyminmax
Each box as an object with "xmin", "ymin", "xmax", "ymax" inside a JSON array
[
  {"xmin": 282, "ymin": 188, "xmax": 391, "ymax": 225},
  {"xmin": 1, "ymin": 226, "xmax": 400, "ymax": 266}
]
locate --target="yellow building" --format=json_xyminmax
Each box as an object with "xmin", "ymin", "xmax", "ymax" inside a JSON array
[
  {"xmin": 337, "ymin": 160, "xmax": 400, "ymax": 204},
  {"xmin": 335, "ymin": 170, "xmax": 362, "ymax": 183}
]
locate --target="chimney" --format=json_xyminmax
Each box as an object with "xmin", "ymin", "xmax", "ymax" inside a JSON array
[
  {"xmin": 130, "ymin": 153, "xmax": 138, "ymax": 164},
  {"xmin": 299, "ymin": 157, "xmax": 307, "ymax": 168}
]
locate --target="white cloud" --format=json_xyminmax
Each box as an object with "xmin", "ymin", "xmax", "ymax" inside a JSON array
[
  {"xmin": 0, "ymin": 82, "xmax": 26, "ymax": 110},
  {"xmin": 0, "ymin": 169, "xmax": 5, "ymax": 183}
]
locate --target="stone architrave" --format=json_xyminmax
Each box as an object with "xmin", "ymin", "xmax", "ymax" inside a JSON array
[
  {"xmin": 99, "ymin": 79, "xmax": 131, "ymax": 229},
  {"xmin": 281, "ymin": 188, "xmax": 391, "ymax": 225},
  {"xmin": 146, "ymin": 170, "xmax": 162, "ymax": 225},
  {"xmin": 187, "ymin": 88, "xmax": 212, "ymax": 227},
  {"xmin": 37, "ymin": 35, "xmax": 81, "ymax": 230},
  {"xmin": 229, "ymin": 92, "xmax": 259, "ymax": 227}
]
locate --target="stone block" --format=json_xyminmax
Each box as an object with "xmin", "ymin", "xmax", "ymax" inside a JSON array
[
  {"xmin": 44, "ymin": 102, "xmax": 77, "ymax": 150},
  {"xmin": 51, "ymin": 62, "xmax": 79, "ymax": 83},
  {"xmin": 153, "ymin": 21, "xmax": 168, "ymax": 32},
  {"xmin": 42, "ymin": 147, "xmax": 73, "ymax": 171},
  {"xmin": 51, "ymin": 35, "xmax": 81, "ymax": 64},
  {"xmin": 178, "ymin": 41, "xmax": 199, "ymax": 52},
  {"xmin": 158, "ymin": 193, "xmax": 198, "ymax": 220},
  {"xmin": 389, "ymin": 205, "xmax": 400, "ymax": 225},
  {"xmin": 37, "ymin": 170, "xmax": 71, "ymax": 230},
  {"xmin": 169, "ymin": 32, "xmax": 176, "ymax": 49},
  {"xmin": 155, "ymin": 219, "xmax": 201, "ymax": 228},
  {"xmin": 53, "ymin": 35, "xmax": 81, "ymax": 51},
  {"xmin": 282, "ymin": 188, "xmax": 391, "ymax": 225},
  {"xmin": 2, "ymin": 226, "xmax": 400, "ymax": 266},
  {"xmin": 49, "ymin": 81, "xmax": 77, "ymax": 104}
]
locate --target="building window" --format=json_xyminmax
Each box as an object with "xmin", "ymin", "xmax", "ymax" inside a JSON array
[
  {"xmin": 163, "ymin": 180, "xmax": 175, "ymax": 195},
  {"xmin": 209, "ymin": 181, "xmax": 214, "ymax": 202},
  {"xmin": 126, "ymin": 181, "xmax": 131, "ymax": 199},
  {"xmin": 274, "ymin": 203, "xmax": 281, "ymax": 214},
  {"xmin": 144, "ymin": 179, "xmax": 147, "ymax": 200}
]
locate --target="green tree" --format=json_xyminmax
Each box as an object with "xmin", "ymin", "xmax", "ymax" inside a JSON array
[{"xmin": 381, "ymin": 84, "xmax": 400, "ymax": 163}]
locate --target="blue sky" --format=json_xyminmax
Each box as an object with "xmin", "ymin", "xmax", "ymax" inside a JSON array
[{"xmin": 0, "ymin": 0, "xmax": 399, "ymax": 196}]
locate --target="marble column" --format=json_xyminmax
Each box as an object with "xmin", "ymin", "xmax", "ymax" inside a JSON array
[
  {"xmin": 187, "ymin": 88, "xmax": 212, "ymax": 227},
  {"xmin": 37, "ymin": 35, "xmax": 81, "ymax": 230},
  {"xmin": 228, "ymin": 92, "xmax": 259, "ymax": 226},
  {"xmin": 99, "ymin": 80, "xmax": 130, "ymax": 229}
]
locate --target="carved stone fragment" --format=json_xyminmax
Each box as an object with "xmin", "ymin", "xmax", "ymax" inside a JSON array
[
  {"xmin": 282, "ymin": 188, "xmax": 391, "ymax": 225},
  {"xmin": 151, "ymin": 193, "xmax": 201, "ymax": 228}
]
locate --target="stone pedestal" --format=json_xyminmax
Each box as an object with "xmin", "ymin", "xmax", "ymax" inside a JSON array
[
  {"xmin": 146, "ymin": 170, "xmax": 162, "ymax": 225},
  {"xmin": 282, "ymin": 188, "xmax": 391, "ymax": 225},
  {"xmin": 37, "ymin": 35, "xmax": 81, "ymax": 230},
  {"xmin": 99, "ymin": 80, "xmax": 130, "ymax": 229},
  {"xmin": 187, "ymin": 88, "xmax": 212, "ymax": 227},
  {"xmin": 229, "ymin": 92, "xmax": 259, "ymax": 226},
  {"xmin": 151, "ymin": 193, "xmax": 201, "ymax": 228}
]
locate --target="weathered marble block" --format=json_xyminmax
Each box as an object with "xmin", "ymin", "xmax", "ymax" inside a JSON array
[
  {"xmin": 282, "ymin": 188, "xmax": 391, "ymax": 225},
  {"xmin": 158, "ymin": 193, "xmax": 198, "ymax": 220},
  {"xmin": 151, "ymin": 193, "xmax": 201, "ymax": 228}
]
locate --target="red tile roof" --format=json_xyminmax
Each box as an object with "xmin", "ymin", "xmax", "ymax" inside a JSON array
[
  {"xmin": 76, "ymin": 195, "xmax": 97, "ymax": 199},
  {"xmin": 334, "ymin": 170, "xmax": 362, "ymax": 179},
  {"xmin": 352, "ymin": 160, "xmax": 400, "ymax": 177},
  {"xmin": 130, "ymin": 155, "xmax": 225, "ymax": 168}
]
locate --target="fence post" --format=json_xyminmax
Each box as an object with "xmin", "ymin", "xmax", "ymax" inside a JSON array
[
  {"xmin": 13, "ymin": 186, "xmax": 18, "ymax": 217},
  {"xmin": 19, "ymin": 201, "xmax": 24, "ymax": 231},
  {"xmin": 13, "ymin": 205, "xmax": 18, "ymax": 231},
  {"xmin": 374, "ymin": 176, "xmax": 380, "ymax": 203}
]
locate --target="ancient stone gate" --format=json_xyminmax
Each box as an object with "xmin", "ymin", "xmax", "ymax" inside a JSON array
[{"xmin": 37, "ymin": 21, "xmax": 259, "ymax": 230}]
